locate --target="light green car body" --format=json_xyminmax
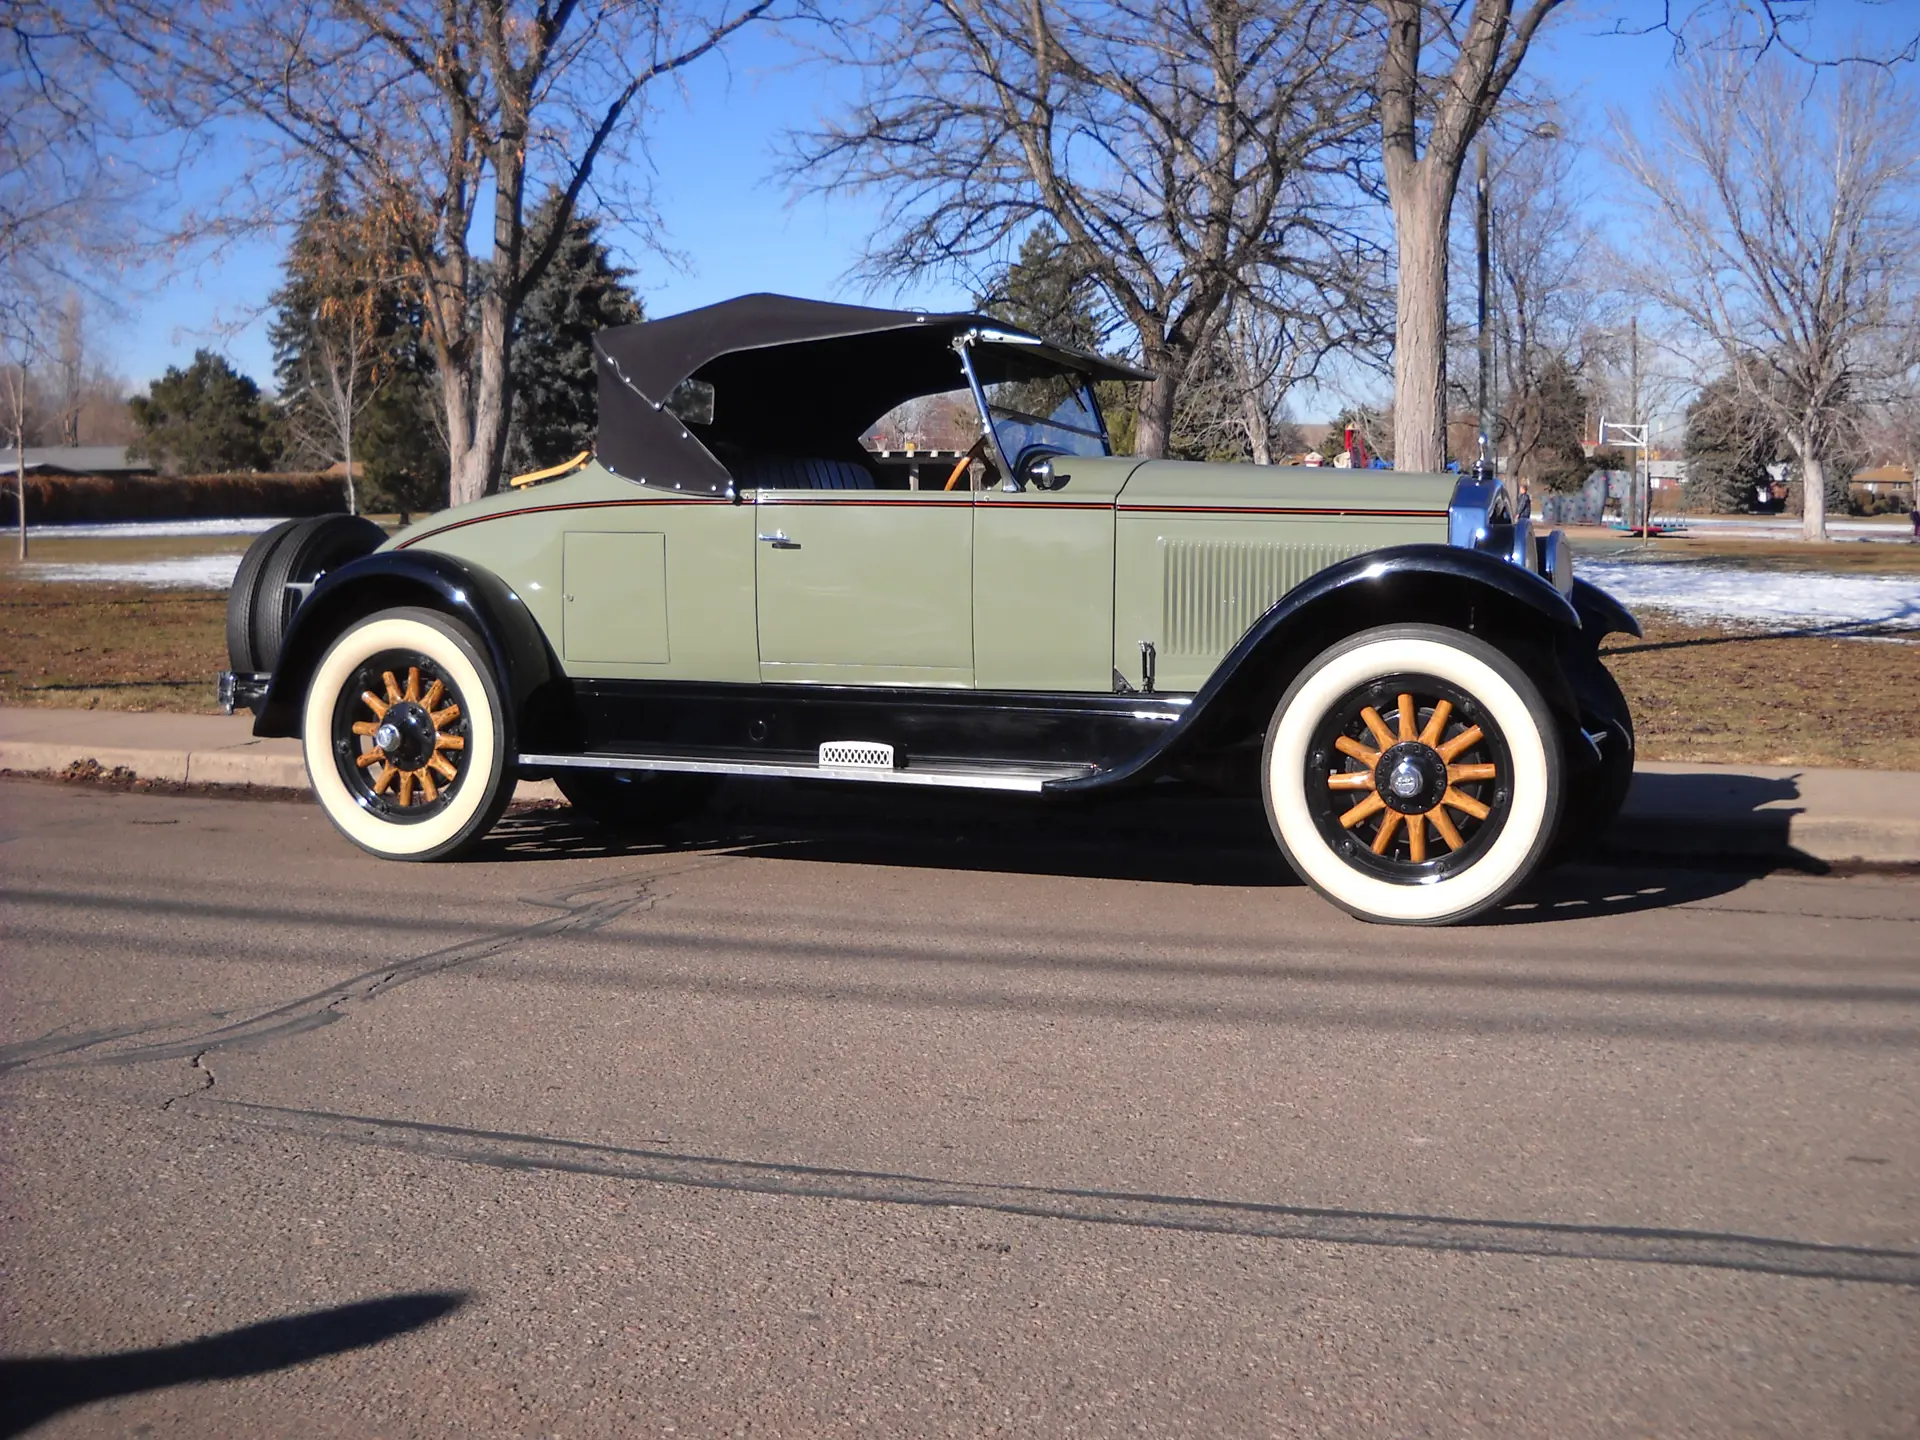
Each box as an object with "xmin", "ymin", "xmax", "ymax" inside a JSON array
[{"xmin": 389, "ymin": 457, "xmax": 1454, "ymax": 698}]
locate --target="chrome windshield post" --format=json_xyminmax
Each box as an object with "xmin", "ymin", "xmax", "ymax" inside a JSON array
[{"xmin": 953, "ymin": 334, "xmax": 1018, "ymax": 485}]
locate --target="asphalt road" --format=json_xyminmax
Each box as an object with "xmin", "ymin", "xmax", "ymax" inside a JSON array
[{"xmin": 3, "ymin": 777, "xmax": 1917, "ymax": 1438}]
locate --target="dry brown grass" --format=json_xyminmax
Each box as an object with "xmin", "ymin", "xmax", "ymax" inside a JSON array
[
  {"xmin": 0, "ymin": 579, "xmax": 228, "ymax": 712},
  {"xmin": 1602, "ymin": 613, "xmax": 1920, "ymax": 770},
  {"xmin": 1568, "ymin": 530, "xmax": 1920, "ymax": 573}
]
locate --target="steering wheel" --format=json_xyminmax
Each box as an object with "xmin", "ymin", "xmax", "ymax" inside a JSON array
[{"xmin": 942, "ymin": 435, "xmax": 1000, "ymax": 492}]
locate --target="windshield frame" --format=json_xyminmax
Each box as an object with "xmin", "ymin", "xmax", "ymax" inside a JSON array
[{"xmin": 954, "ymin": 337, "xmax": 1112, "ymax": 485}]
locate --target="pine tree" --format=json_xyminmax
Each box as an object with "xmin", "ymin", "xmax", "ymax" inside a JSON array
[
  {"xmin": 1516, "ymin": 357, "xmax": 1592, "ymax": 494},
  {"xmin": 127, "ymin": 351, "xmax": 273, "ymax": 475},
  {"xmin": 505, "ymin": 195, "xmax": 644, "ymax": 476},
  {"xmin": 1684, "ymin": 370, "xmax": 1781, "ymax": 514},
  {"xmin": 979, "ymin": 225, "xmax": 1137, "ymax": 453}
]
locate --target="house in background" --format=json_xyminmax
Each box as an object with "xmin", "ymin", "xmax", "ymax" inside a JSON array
[
  {"xmin": 13, "ymin": 446, "xmax": 156, "ymax": 477},
  {"xmin": 1853, "ymin": 463, "xmax": 1914, "ymax": 503}
]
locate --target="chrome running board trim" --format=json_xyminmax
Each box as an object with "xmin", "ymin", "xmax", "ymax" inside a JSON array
[{"xmin": 518, "ymin": 751, "xmax": 1097, "ymax": 794}]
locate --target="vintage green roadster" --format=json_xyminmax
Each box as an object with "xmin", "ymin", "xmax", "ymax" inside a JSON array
[{"xmin": 219, "ymin": 294, "xmax": 1638, "ymax": 925}]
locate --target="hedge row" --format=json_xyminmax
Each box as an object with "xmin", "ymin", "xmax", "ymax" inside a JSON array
[{"xmin": 0, "ymin": 472, "xmax": 349, "ymax": 525}]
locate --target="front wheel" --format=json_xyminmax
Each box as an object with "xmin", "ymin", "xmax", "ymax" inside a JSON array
[
  {"xmin": 1263, "ymin": 625, "xmax": 1564, "ymax": 925},
  {"xmin": 302, "ymin": 607, "xmax": 513, "ymax": 860}
]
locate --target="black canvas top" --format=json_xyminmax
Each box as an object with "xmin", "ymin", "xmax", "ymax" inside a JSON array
[{"xmin": 592, "ymin": 292, "xmax": 1150, "ymax": 494}]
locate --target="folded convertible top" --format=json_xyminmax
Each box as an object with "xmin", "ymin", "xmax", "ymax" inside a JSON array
[{"xmin": 592, "ymin": 292, "xmax": 1150, "ymax": 495}]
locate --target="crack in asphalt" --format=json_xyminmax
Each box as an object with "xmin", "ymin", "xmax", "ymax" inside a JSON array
[
  {"xmin": 158, "ymin": 1050, "xmax": 214, "ymax": 1111},
  {"xmin": 187, "ymin": 1098, "xmax": 1920, "ymax": 1289},
  {"xmin": 0, "ymin": 867, "xmax": 687, "ymax": 1077}
]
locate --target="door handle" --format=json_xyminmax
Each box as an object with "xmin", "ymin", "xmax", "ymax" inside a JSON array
[{"xmin": 757, "ymin": 532, "xmax": 800, "ymax": 549}]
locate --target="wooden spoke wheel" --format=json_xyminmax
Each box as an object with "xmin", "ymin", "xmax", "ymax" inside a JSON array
[
  {"xmin": 1305, "ymin": 676, "xmax": 1512, "ymax": 883},
  {"xmin": 301, "ymin": 607, "xmax": 513, "ymax": 861},
  {"xmin": 1263, "ymin": 625, "xmax": 1563, "ymax": 926},
  {"xmin": 337, "ymin": 659, "xmax": 470, "ymax": 817}
]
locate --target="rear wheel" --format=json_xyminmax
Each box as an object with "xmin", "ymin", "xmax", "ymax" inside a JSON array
[
  {"xmin": 1263, "ymin": 625, "xmax": 1563, "ymax": 925},
  {"xmin": 302, "ymin": 607, "xmax": 513, "ymax": 860}
]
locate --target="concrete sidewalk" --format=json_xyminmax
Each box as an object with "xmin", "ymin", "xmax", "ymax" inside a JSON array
[{"xmin": 1, "ymin": 706, "xmax": 1915, "ymax": 865}]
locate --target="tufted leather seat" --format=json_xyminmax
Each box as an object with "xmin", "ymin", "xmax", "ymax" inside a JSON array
[{"xmin": 726, "ymin": 453, "xmax": 876, "ymax": 490}]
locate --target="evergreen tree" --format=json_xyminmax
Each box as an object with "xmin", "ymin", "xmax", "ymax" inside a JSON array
[
  {"xmin": 1517, "ymin": 357, "xmax": 1592, "ymax": 494},
  {"xmin": 979, "ymin": 225, "xmax": 1137, "ymax": 453},
  {"xmin": 127, "ymin": 351, "xmax": 273, "ymax": 474},
  {"xmin": 505, "ymin": 195, "xmax": 643, "ymax": 476},
  {"xmin": 980, "ymin": 225, "xmax": 1106, "ymax": 354},
  {"xmin": 1684, "ymin": 370, "xmax": 1781, "ymax": 514}
]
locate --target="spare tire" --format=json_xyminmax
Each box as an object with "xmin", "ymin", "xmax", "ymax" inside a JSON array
[
  {"xmin": 225, "ymin": 519, "xmax": 306, "ymax": 673},
  {"xmin": 252, "ymin": 514, "xmax": 389, "ymax": 672}
]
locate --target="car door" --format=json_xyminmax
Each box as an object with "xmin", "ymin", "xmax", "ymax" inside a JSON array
[
  {"xmin": 753, "ymin": 486, "xmax": 975, "ymax": 686},
  {"xmin": 971, "ymin": 461, "xmax": 1127, "ymax": 692}
]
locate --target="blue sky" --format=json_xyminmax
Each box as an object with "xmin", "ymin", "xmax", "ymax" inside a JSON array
[{"xmin": 108, "ymin": 0, "xmax": 1913, "ymax": 422}]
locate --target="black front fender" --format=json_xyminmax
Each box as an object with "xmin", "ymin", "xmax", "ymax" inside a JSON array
[
  {"xmin": 1050, "ymin": 544, "xmax": 1584, "ymax": 793},
  {"xmin": 1570, "ymin": 576, "xmax": 1642, "ymax": 645},
  {"xmin": 254, "ymin": 549, "xmax": 567, "ymax": 743}
]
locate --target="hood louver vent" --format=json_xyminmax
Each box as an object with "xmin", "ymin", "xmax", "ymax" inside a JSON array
[{"xmin": 1160, "ymin": 539, "xmax": 1359, "ymax": 658}]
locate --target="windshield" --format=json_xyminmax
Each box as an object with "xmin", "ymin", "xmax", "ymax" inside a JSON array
[{"xmin": 974, "ymin": 351, "xmax": 1110, "ymax": 463}]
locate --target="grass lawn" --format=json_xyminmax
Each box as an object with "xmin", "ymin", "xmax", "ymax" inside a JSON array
[
  {"xmin": 3, "ymin": 564, "xmax": 1917, "ymax": 771},
  {"xmin": 1569, "ymin": 531, "xmax": 1920, "ymax": 573},
  {"xmin": 0, "ymin": 580, "xmax": 230, "ymax": 713},
  {"xmin": 1600, "ymin": 613, "xmax": 1920, "ymax": 771}
]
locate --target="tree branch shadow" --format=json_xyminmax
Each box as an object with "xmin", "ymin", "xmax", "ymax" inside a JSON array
[{"xmin": 0, "ymin": 1291, "xmax": 466, "ymax": 1437}]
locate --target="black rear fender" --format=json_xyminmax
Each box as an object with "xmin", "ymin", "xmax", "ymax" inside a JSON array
[{"xmin": 253, "ymin": 550, "xmax": 570, "ymax": 745}]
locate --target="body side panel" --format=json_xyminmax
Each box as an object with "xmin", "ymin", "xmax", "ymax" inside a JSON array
[
  {"xmin": 397, "ymin": 465, "xmax": 759, "ymax": 683},
  {"xmin": 972, "ymin": 455, "xmax": 1139, "ymax": 692},
  {"xmin": 753, "ymin": 488, "xmax": 974, "ymax": 684},
  {"xmin": 1109, "ymin": 464, "xmax": 1455, "ymax": 691}
]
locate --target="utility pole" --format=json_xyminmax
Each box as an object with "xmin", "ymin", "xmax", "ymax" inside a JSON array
[{"xmin": 1630, "ymin": 316, "xmax": 1648, "ymax": 546}]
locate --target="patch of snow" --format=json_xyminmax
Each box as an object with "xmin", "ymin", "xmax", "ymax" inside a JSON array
[
  {"xmin": 22, "ymin": 556, "xmax": 241, "ymax": 589},
  {"xmin": 22, "ymin": 517, "xmax": 290, "ymax": 540},
  {"xmin": 1579, "ymin": 558, "xmax": 1920, "ymax": 634}
]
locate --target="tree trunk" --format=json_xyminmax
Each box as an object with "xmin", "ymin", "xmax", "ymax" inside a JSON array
[
  {"xmin": 1801, "ymin": 455, "xmax": 1828, "ymax": 542},
  {"xmin": 1243, "ymin": 388, "xmax": 1273, "ymax": 465},
  {"xmin": 1391, "ymin": 170, "xmax": 1450, "ymax": 473},
  {"xmin": 464, "ymin": 287, "xmax": 515, "ymax": 504},
  {"xmin": 14, "ymin": 434, "xmax": 25, "ymax": 562},
  {"xmin": 343, "ymin": 426, "xmax": 357, "ymax": 517},
  {"xmin": 1133, "ymin": 367, "xmax": 1179, "ymax": 458},
  {"xmin": 441, "ymin": 363, "xmax": 480, "ymax": 508}
]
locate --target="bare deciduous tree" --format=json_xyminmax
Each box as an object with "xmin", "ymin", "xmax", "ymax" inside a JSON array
[
  {"xmin": 1614, "ymin": 50, "xmax": 1920, "ymax": 540},
  {"xmin": 794, "ymin": 0, "xmax": 1384, "ymax": 457},
  {"xmin": 1445, "ymin": 126, "xmax": 1600, "ymax": 489},
  {"xmin": 3, "ymin": 6, "xmax": 138, "ymax": 554},
  {"xmin": 1370, "ymin": 0, "xmax": 1568, "ymax": 473},
  {"xmin": 1223, "ymin": 296, "xmax": 1354, "ymax": 463},
  {"xmin": 93, "ymin": 0, "xmax": 791, "ymax": 505}
]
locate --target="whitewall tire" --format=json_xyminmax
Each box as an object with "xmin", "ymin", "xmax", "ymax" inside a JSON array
[
  {"xmin": 1263, "ymin": 625, "xmax": 1563, "ymax": 925},
  {"xmin": 302, "ymin": 607, "xmax": 513, "ymax": 860}
]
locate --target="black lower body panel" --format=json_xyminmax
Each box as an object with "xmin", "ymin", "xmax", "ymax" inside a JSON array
[{"xmin": 553, "ymin": 679, "xmax": 1188, "ymax": 780}]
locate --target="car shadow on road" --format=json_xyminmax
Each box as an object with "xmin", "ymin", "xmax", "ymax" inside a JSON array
[
  {"xmin": 0, "ymin": 1291, "xmax": 466, "ymax": 1438},
  {"xmin": 483, "ymin": 781, "xmax": 1790, "ymax": 923}
]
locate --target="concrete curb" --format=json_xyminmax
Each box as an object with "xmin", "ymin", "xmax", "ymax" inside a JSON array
[
  {"xmin": 0, "ymin": 739, "xmax": 307, "ymax": 788},
  {"xmin": 0, "ymin": 740, "xmax": 563, "ymax": 804}
]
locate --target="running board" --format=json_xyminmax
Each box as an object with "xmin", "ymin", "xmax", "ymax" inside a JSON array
[{"xmin": 518, "ymin": 750, "xmax": 1098, "ymax": 794}]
